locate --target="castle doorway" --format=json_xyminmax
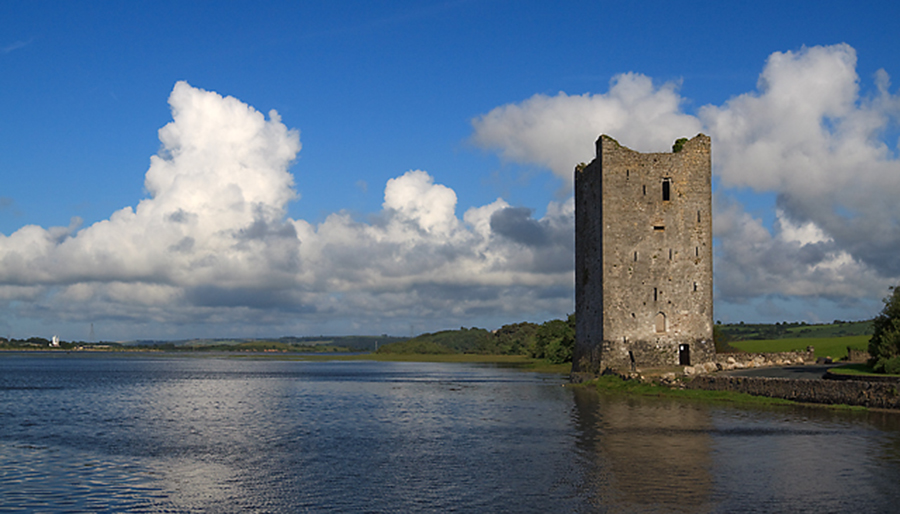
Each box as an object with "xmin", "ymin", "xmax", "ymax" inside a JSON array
[{"xmin": 679, "ymin": 344, "xmax": 691, "ymax": 366}]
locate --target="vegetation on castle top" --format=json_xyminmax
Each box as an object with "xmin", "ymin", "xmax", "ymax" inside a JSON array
[
  {"xmin": 672, "ymin": 137, "xmax": 689, "ymax": 153},
  {"xmin": 600, "ymin": 134, "xmax": 620, "ymax": 146}
]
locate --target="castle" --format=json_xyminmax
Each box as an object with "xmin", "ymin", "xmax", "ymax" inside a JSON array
[{"xmin": 573, "ymin": 134, "xmax": 714, "ymax": 375}]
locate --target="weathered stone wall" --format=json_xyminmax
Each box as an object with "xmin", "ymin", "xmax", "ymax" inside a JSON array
[
  {"xmin": 682, "ymin": 349, "xmax": 814, "ymax": 376},
  {"xmin": 686, "ymin": 375, "xmax": 900, "ymax": 409},
  {"xmin": 847, "ymin": 348, "xmax": 871, "ymax": 363},
  {"xmin": 719, "ymin": 349, "xmax": 814, "ymax": 369},
  {"xmin": 574, "ymin": 134, "xmax": 713, "ymax": 374}
]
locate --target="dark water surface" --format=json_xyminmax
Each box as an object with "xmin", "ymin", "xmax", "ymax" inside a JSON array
[{"xmin": 2, "ymin": 353, "xmax": 900, "ymax": 513}]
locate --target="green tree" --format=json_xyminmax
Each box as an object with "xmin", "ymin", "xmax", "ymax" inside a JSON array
[
  {"xmin": 869, "ymin": 286, "xmax": 900, "ymax": 373},
  {"xmin": 713, "ymin": 325, "xmax": 738, "ymax": 353},
  {"xmin": 531, "ymin": 314, "xmax": 575, "ymax": 364},
  {"xmin": 493, "ymin": 322, "xmax": 538, "ymax": 355}
]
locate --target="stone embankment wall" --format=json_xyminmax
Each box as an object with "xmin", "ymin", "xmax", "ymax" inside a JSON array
[
  {"xmin": 686, "ymin": 376, "xmax": 900, "ymax": 409},
  {"xmin": 683, "ymin": 348, "xmax": 815, "ymax": 376}
]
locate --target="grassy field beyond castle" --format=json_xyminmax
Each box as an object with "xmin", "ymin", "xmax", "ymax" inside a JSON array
[{"xmin": 718, "ymin": 320, "xmax": 872, "ymax": 359}]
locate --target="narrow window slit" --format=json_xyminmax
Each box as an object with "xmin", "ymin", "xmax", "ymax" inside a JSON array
[
  {"xmin": 653, "ymin": 287, "xmax": 658, "ymax": 302},
  {"xmin": 662, "ymin": 179, "xmax": 671, "ymax": 201}
]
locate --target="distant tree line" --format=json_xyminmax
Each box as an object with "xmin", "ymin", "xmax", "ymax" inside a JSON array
[
  {"xmin": 0, "ymin": 335, "xmax": 405, "ymax": 353},
  {"xmin": 375, "ymin": 314, "xmax": 576, "ymax": 364},
  {"xmin": 0, "ymin": 337, "xmax": 121, "ymax": 350}
]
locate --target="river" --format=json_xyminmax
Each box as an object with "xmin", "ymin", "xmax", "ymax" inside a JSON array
[{"xmin": 2, "ymin": 353, "xmax": 899, "ymax": 513}]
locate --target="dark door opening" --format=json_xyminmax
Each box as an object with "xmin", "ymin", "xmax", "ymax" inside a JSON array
[{"xmin": 679, "ymin": 344, "xmax": 690, "ymax": 366}]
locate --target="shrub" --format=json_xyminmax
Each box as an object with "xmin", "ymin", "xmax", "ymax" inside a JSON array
[
  {"xmin": 868, "ymin": 286, "xmax": 900, "ymax": 372},
  {"xmin": 874, "ymin": 356, "xmax": 900, "ymax": 375}
]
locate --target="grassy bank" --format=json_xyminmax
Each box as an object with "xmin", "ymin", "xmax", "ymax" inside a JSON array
[
  {"xmin": 729, "ymin": 335, "xmax": 868, "ymax": 359},
  {"xmin": 586, "ymin": 375, "xmax": 799, "ymax": 407},
  {"xmin": 827, "ymin": 363, "xmax": 900, "ymax": 378},
  {"xmin": 586, "ymin": 375, "xmax": 868, "ymax": 411}
]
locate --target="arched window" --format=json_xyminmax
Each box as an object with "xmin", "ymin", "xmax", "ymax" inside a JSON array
[{"xmin": 655, "ymin": 312, "xmax": 667, "ymax": 333}]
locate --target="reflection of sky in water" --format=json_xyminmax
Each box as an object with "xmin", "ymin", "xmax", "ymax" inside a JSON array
[{"xmin": 3, "ymin": 355, "xmax": 900, "ymax": 512}]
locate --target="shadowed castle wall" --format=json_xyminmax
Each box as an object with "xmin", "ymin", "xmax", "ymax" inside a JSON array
[{"xmin": 574, "ymin": 134, "xmax": 714, "ymax": 375}]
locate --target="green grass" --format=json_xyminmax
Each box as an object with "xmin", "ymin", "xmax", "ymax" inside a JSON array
[
  {"xmin": 827, "ymin": 363, "xmax": 900, "ymax": 378},
  {"xmin": 588, "ymin": 375, "xmax": 867, "ymax": 410},
  {"xmin": 718, "ymin": 320, "xmax": 872, "ymax": 341},
  {"xmin": 729, "ymin": 335, "xmax": 869, "ymax": 359},
  {"xmin": 589, "ymin": 375, "xmax": 797, "ymax": 407}
]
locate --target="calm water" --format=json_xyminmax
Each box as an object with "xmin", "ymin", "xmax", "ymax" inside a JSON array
[{"xmin": 2, "ymin": 354, "xmax": 900, "ymax": 513}]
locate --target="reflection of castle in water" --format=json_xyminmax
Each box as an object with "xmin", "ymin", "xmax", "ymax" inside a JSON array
[{"xmin": 571, "ymin": 387, "xmax": 714, "ymax": 512}]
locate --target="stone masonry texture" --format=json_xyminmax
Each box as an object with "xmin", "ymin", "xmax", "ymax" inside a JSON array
[{"xmin": 574, "ymin": 134, "xmax": 714, "ymax": 375}]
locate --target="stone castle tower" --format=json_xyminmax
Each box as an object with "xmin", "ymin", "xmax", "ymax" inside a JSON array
[{"xmin": 573, "ymin": 134, "xmax": 714, "ymax": 375}]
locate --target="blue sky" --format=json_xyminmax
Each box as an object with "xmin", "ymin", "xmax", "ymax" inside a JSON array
[{"xmin": 1, "ymin": 1, "xmax": 899, "ymax": 340}]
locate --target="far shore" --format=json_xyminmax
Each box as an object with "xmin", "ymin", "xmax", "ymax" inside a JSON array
[{"xmin": 0, "ymin": 349, "xmax": 573, "ymax": 374}]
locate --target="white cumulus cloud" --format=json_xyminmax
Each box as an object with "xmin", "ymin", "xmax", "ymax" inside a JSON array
[
  {"xmin": 470, "ymin": 72, "xmax": 703, "ymax": 180},
  {"xmin": 470, "ymin": 43, "xmax": 900, "ymax": 319},
  {"xmin": 0, "ymin": 82, "xmax": 574, "ymax": 338}
]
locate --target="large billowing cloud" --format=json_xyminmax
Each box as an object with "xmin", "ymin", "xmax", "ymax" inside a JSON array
[
  {"xmin": 472, "ymin": 44, "xmax": 900, "ymax": 321},
  {"xmin": 0, "ymin": 82, "xmax": 574, "ymax": 338},
  {"xmin": 701, "ymin": 44, "xmax": 900, "ymax": 293},
  {"xmin": 471, "ymin": 72, "xmax": 703, "ymax": 180}
]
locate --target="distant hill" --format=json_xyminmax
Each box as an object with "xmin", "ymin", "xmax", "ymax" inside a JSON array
[
  {"xmin": 376, "ymin": 327, "xmax": 495, "ymax": 355},
  {"xmin": 375, "ymin": 317, "xmax": 573, "ymax": 364}
]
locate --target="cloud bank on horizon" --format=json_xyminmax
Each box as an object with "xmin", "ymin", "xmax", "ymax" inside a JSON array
[
  {"xmin": 0, "ymin": 81, "xmax": 574, "ymax": 337},
  {"xmin": 1, "ymin": 43, "xmax": 898, "ymax": 338}
]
